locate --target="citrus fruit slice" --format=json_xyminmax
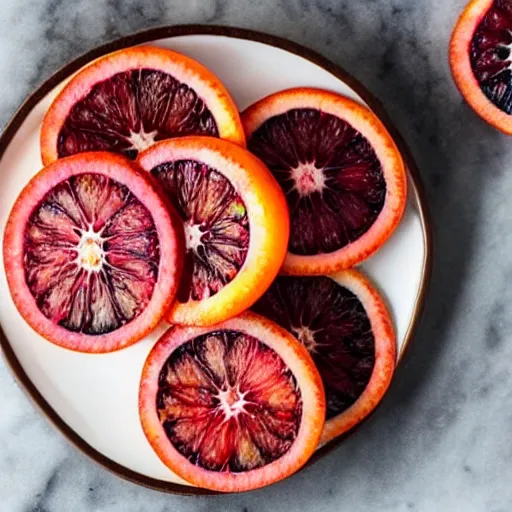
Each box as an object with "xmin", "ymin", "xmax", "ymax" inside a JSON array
[
  {"xmin": 242, "ymin": 88, "xmax": 407, "ymax": 275},
  {"xmin": 40, "ymin": 45, "xmax": 245, "ymax": 165},
  {"xmin": 252, "ymin": 269, "xmax": 396, "ymax": 445},
  {"xmin": 137, "ymin": 136, "xmax": 289, "ymax": 326},
  {"xmin": 139, "ymin": 312, "xmax": 325, "ymax": 492},
  {"xmin": 3, "ymin": 152, "xmax": 183, "ymax": 353},
  {"xmin": 450, "ymin": 0, "xmax": 512, "ymax": 133}
]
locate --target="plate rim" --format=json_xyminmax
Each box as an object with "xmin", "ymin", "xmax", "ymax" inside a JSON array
[{"xmin": 0, "ymin": 24, "xmax": 433, "ymax": 496}]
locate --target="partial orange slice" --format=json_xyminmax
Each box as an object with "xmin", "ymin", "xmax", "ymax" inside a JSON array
[
  {"xmin": 41, "ymin": 45, "xmax": 245, "ymax": 164},
  {"xmin": 137, "ymin": 136, "xmax": 289, "ymax": 326},
  {"xmin": 242, "ymin": 87, "xmax": 407, "ymax": 275},
  {"xmin": 139, "ymin": 312, "xmax": 325, "ymax": 492},
  {"xmin": 450, "ymin": 0, "xmax": 512, "ymax": 133},
  {"xmin": 3, "ymin": 152, "xmax": 183, "ymax": 353},
  {"xmin": 253, "ymin": 268, "xmax": 396, "ymax": 445}
]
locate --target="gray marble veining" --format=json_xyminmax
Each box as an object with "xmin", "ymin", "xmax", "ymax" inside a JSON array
[{"xmin": 1, "ymin": 0, "xmax": 512, "ymax": 511}]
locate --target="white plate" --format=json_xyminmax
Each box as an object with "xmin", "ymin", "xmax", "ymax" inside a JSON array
[{"xmin": 0, "ymin": 27, "xmax": 431, "ymax": 494}]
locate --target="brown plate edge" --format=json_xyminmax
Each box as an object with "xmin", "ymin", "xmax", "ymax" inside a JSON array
[{"xmin": 0, "ymin": 25, "xmax": 433, "ymax": 497}]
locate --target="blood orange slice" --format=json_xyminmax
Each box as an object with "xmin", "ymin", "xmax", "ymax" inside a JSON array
[
  {"xmin": 139, "ymin": 312, "xmax": 325, "ymax": 492},
  {"xmin": 253, "ymin": 269, "xmax": 396, "ymax": 445},
  {"xmin": 40, "ymin": 45, "xmax": 245, "ymax": 165},
  {"xmin": 137, "ymin": 136, "xmax": 289, "ymax": 326},
  {"xmin": 3, "ymin": 152, "xmax": 182, "ymax": 353},
  {"xmin": 450, "ymin": 0, "xmax": 512, "ymax": 133},
  {"xmin": 242, "ymin": 88, "xmax": 407, "ymax": 275}
]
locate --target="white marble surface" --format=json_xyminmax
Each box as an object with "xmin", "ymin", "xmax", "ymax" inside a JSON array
[{"xmin": 0, "ymin": 0, "xmax": 511, "ymax": 511}]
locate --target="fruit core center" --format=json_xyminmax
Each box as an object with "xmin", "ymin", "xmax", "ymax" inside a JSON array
[
  {"xmin": 292, "ymin": 325, "xmax": 317, "ymax": 353},
  {"xmin": 184, "ymin": 221, "xmax": 204, "ymax": 252},
  {"xmin": 216, "ymin": 386, "xmax": 248, "ymax": 420},
  {"xmin": 127, "ymin": 129, "xmax": 158, "ymax": 152},
  {"xmin": 291, "ymin": 163, "xmax": 325, "ymax": 196},
  {"xmin": 77, "ymin": 229, "xmax": 104, "ymax": 272}
]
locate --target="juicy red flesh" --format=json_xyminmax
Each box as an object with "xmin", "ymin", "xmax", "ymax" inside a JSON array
[
  {"xmin": 157, "ymin": 330, "xmax": 302, "ymax": 472},
  {"xmin": 24, "ymin": 173, "xmax": 159, "ymax": 334},
  {"xmin": 471, "ymin": 0, "xmax": 512, "ymax": 113},
  {"xmin": 151, "ymin": 160, "xmax": 249, "ymax": 302},
  {"xmin": 57, "ymin": 69, "xmax": 219, "ymax": 159},
  {"xmin": 253, "ymin": 276, "xmax": 374, "ymax": 420},
  {"xmin": 248, "ymin": 108, "xmax": 385, "ymax": 256}
]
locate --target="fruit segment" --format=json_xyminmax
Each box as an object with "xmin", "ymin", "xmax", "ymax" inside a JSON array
[
  {"xmin": 41, "ymin": 46, "xmax": 246, "ymax": 165},
  {"xmin": 157, "ymin": 330, "xmax": 302, "ymax": 472},
  {"xmin": 253, "ymin": 269, "xmax": 396, "ymax": 445},
  {"xmin": 25, "ymin": 173, "xmax": 159, "ymax": 334},
  {"xmin": 139, "ymin": 313, "xmax": 325, "ymax": 492},
  {"xmin": 58, "ymin": 69, "xmax": 219, "ymax": 160},
  {"xmin": 242, "ymin": 88, "xmax": 406, "ymax": 275},
  {"xmin": 150, "ymin": 159, "xmax": 249, "ymax": 303},
  {"xmin": 470, "ymin": 0, "xmax": 512, "ymax": 113},
  {"xmin": 248, "ymin": 108, "xmax": 386, "ymax": 256},
  {"xmin": 138, "ymin": 136, "xmax": 290, "ymax": 326},
  {"xmin": 3, "ymin": 152, "xmax": 182, "ymax": 353}
]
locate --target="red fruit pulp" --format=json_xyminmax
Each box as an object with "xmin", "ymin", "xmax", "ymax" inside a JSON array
[
  {"xmin": 24, "ymin": 173, "xmax": 159, "ymax": 334},
  {"xmin": 156, "ymin": 330, "xmax": 303, "ymax": 471},
  {"xmin": 58, "ymin": 70, "xmax": 218, "ymax": 160},
  {"xmin": 471, "ymin": 0, "xmax": 512, "ymax": 112},
  {"xmin": 247, "ymin": 108, "xmax": 386, "ymax": 256},
  {"xmin": 150, "ymin": 159, "xmax": 249, "ymax": 303},
  {"xmin": 253, "ymin": 276, "xmax": 374, "ymax": 420}
]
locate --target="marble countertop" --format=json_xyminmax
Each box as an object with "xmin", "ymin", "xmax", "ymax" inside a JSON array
[{"xmin": 1, "ymin": 0, "xmax": 511, "ymax": 510}]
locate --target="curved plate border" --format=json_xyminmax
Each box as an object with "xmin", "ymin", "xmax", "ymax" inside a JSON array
[{"xmin": 0, "ymin": 25, "xmax": 433, "ymax": 496}]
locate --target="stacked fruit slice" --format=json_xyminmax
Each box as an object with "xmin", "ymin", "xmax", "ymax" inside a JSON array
[
  {"xmin": 137, "ymin": 136, "xmax": 289, "ymax": 326},
  {"xmin": 139, "ymin": 312, "xmax": 325, "ymax": 492},
  {"xmin": 243, "ymin": 88, "xmax": 406, "ymax": 275},
  {"xmin": 3, "ymin": 45, "xmax": 407, "ymax": 492},
  {"xmin": 4, "ymin": 153, "xmax": 183, "ymax": 352}
]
